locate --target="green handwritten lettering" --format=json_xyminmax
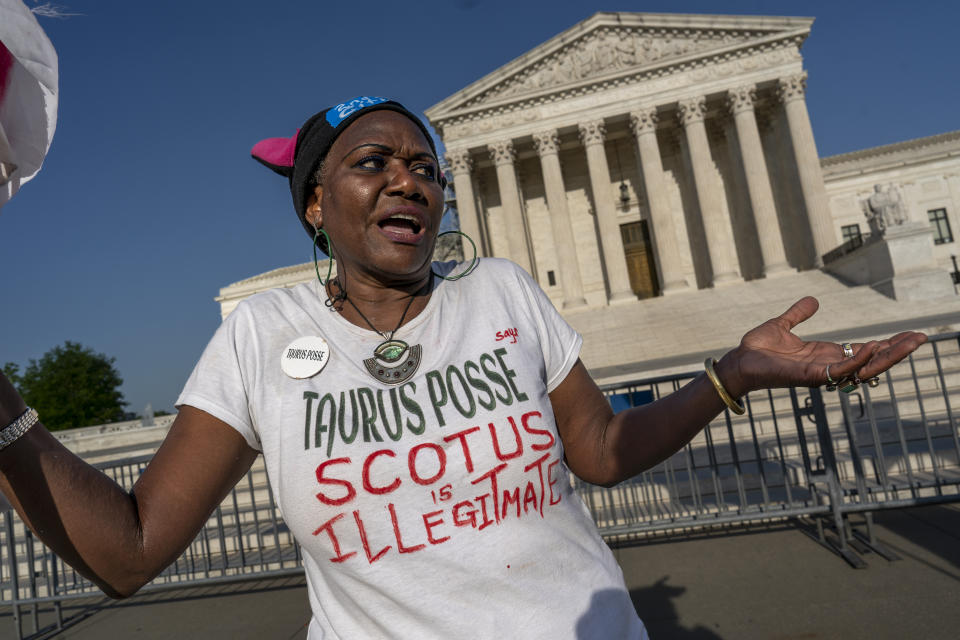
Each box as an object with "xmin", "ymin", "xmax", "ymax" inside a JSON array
[
  {"xmin": 446, "ymin": 364, "xmax": 477, "ymax": 419},
  {"xmin": 338, "ymin": 390, "xmax": 359, "ymax": 445},
  {"xmin": 426, "ymin": 370, "xmax": 448, "ymax": 427},
  {"xmin": 481, "ymin": 352, "xmax": 512, "ymax": 405},
  {"xmin": 495, "ymin": 347, "xmax": 528, "ymax": 403},
  {"xmin": 316, "ymin": 393, "xmax": 336, "ymax": 456},
  {"xmin": 401, "ymin": 382, "xmax": 425, "ymax": 435},
  {"xmin": 464, "ymin": 360, "xmax": 495, "ymax": 411},
  {"xmin": 357, "ymin": 387, "xmax": 383, "ymax": 443},
  {"xmin": 380, "ymin": 389, "xmax": 403, "ymax": 441},
  {"xmin": 303, "ymin": 391, "xmax": 319, "ymax": 450}
]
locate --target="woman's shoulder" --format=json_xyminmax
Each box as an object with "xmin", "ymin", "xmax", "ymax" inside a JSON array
[
  {"xmin": 229, "ymin": 281, "xmax": 320, "ymax": 323},
  {"xmin": 432, "ymin": 256, "xmax": 528, "ymax": 281}
]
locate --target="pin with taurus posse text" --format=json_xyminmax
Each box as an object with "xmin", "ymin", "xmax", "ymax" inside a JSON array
[{"xmin": 281, "ymin": 336, "xmax": 331, "ymax": 379}]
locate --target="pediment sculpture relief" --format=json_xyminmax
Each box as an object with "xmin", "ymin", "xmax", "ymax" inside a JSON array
[{"xmin": 465, "ymin": 27, "xmax": 756, "ymax": 108}]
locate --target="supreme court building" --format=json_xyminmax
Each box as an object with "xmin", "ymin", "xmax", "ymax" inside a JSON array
[{"xmin": 220, "ymin": 12, "xmax": 960, "ymax": 380}]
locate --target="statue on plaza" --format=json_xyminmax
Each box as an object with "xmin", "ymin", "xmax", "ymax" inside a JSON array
[{"xmin": 862, "ymin": 183, "xmax": 907, "ymax": 236}]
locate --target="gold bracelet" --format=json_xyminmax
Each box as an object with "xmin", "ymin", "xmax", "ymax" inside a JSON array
[{"xmin": 704, "ymin": 358, "xmax": 745, "ymax": 415}]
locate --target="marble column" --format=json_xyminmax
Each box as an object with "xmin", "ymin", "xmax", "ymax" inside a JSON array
[
  {"xmin": 532, "ymin": 130, "xmax": 587, "ymax": 308},
  {"xmin": 778, "ymin": 72, "xmax": 837, "ymax": 266},
  {"xmin": 487, "ymin": 139, "xmax": 532, "ymax": 274},
  {"xmin": 727, "ymin": 85, "xmax": 792, "ymax": 277},
  {"xmin": 677, "ymin": 97, "xmax": 742, "ymax": 285},
  {"xmin": 629, "ymin": 108, "xmax": 691, "ymax": 293},
  {"xmin": 445, "ymin": 149, "xmax": 486, "ymax": 258},
  {"xmin": 578, "ymin": 120, "xmax": 635, "ymax": 304}
]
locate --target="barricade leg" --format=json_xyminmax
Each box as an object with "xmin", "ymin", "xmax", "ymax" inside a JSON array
[
  {"xmin": 5, "ymin": 510, "xmax": 23, "ymax": 639},
  {"xmin": 849, "ymin": 511, "xmax": 901, "ymax": 562},
  {"xmin": 809, "ymin": 387, "xmax": 867, "ymax": 568}
]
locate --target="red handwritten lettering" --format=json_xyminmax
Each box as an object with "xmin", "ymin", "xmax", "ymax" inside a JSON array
[
  {"xmin": 452, "ymin": 500, "xmax": 478, "ymax": 528},
  {"xmin": 408, "ymin": 442, "xmax": 446, "ymax": 486},
  {"xmin": 488, "ymin": 417, "xmax": 523, "ymax": 462},
  {"xmin": 524, "ymin": 453, "xmax": 551, "ymax": 517},
  {"xmin": 523, "ymin": 482, "xmax": 538, "ymax": 514},
  {"xmin": 495, "ymin": 327, "xmax": 519, "ymax": 344},
  {"xmin": 548, "ymin": 459, "xmax": 562, "ymax": 506},
  {"xmin": 388, "ymin": 503, "xmax": 426, "ymax": 553},
  {"xmin": 471, "ymin": 463, "xmax": 507, "ymax": 525},
  {"xmin": 442, "ymin": 426, "xmax": 481, "ymax": 473},
  {"xmin": 521, "ymin": 411, "xmax": 555, "ymax": 451},
  {"xmin": 502, "ymin": 486, "xmax": 521, "ymax": 519},
  {"xmin": 308, "ymin": 412, "xmax": 572, "ymax": 567},
  {"xmin": 362, "ymin": 449, "xmax": 401, "ymax": 495},
  {"xmin": 474, "ymin": 493, "xmax": 496, "ymax": 530},
  {"xmin": 422, "ymin": 510, "xmax": 451, "ymax": 545},
  {"xmin": 353, "ymin": 510, "xmax": 390, "ymax": 563},
  {"xmin": 315, "ymin": 458, "xmax": 356, "ymax": 506},
  {"xmin": 312, "ymin": 513, "xmax": 357, "ymax": 563}
]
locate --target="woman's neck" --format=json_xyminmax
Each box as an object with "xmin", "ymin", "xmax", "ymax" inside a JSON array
[{"xmin": 325, "ymin": 269, "xmax": 434, "ymax": 336}]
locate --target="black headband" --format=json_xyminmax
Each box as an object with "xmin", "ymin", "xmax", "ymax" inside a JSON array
[{"xmin": 250, "ymin": 96, "xmax": 443, "ymax": 251}]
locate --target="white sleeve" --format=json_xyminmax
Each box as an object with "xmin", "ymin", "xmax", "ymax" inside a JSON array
[
  {"xmin": 511, "ymin": 262, "xmax": 583, "ymax": 392},
  {"xmin": 176, "ymin": 304, "xmax": 261, "ymax": 451}
]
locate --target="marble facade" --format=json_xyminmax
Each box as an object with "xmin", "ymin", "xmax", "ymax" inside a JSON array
[
  {"xmin": 217, "ymin": 12, "xmax": 960, "ymax": 377},
  {"xmin": 822, "ymin": 131, "xmax": 960, "ymax": 275},
  {"xmin": 427, "ymin": 13, "xmax": 838, "ymax": 310}
]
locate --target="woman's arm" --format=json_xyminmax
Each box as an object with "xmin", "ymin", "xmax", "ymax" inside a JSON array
[
  {"xmin": 550, "ymin": 297, "xmax": 927, "ymax": 487},
  {"xmin": 0, "ymin": 373, "xmax": 259, "ymax": 598}
]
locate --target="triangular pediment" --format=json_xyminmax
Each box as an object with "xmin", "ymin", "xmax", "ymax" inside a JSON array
[{"xmin": 426, "ymin": 12, "xmax": 812, "ymax": 125}]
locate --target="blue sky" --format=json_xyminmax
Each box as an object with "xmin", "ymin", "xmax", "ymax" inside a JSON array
[{"xmin": 1, "ymin": 0, "xmax": 958, "ymax": 414}]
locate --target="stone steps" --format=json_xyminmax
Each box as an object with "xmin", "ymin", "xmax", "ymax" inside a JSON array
[{"xmin": 580, "ymin": 269, "xmax": 960, "ymax": 380}]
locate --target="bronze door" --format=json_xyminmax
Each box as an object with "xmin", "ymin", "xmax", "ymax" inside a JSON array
[{"xmin": 620, "ymin": 221, "xmax": 660, "ymax": 299}]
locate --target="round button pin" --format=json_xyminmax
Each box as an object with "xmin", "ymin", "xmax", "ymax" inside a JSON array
[{"xmin": 281, "ymin": 336, "xmax": 331, "ymax": 379}]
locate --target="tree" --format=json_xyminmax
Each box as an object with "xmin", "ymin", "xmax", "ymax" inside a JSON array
[{"xmin": 4, "ymin": 341, "xmax": 127, "ymax": 431}]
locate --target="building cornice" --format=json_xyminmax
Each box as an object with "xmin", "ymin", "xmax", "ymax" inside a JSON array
[
  {"xmin": 821, "ymin": 130, "xmax": 960, "ymax": 179},
  {"xmin": 216, "ymin": 261, "xmax": 319, "ymax": 302}
]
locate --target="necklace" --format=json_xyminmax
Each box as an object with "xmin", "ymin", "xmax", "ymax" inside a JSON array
[{"xmin": 340, "ymin": 275, "xmax": 431, "ymax": 385}]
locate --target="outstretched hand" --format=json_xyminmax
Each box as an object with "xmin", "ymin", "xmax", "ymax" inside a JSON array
[{"xmin": 727, "ymin": 296, "xmax": 927, "ymax": 395}]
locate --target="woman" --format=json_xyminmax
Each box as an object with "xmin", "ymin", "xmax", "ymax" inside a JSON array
[{"xmin": 0, "ymin": 97, "xmax": 926, "ymax": 639}]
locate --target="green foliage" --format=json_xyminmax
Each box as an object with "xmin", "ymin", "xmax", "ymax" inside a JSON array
[
  {"xmin": 2, "ymin": 362, "xmax": 20, "ymax": 385},
  {"xmin": 16, "ymin": 341, "xmax": 127, "ymax": 431}
]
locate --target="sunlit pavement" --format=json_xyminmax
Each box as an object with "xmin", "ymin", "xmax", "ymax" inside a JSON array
[{"xmin": 3, "ymin": 504, "xmax": 958, "ymax": 639}]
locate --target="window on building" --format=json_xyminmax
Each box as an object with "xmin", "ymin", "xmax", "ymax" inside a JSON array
[
  {"xmin": 841, "ymin": 224, "xmax": 862, "ymax": 244},
  {"xmin": 929, "ymin": 209, "xmax": 953, "ymax": 244}
]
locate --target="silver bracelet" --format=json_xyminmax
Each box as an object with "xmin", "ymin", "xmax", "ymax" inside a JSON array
[{"xmin": 0, "ymin": 407, "xmax": 39, "ymax": 450}]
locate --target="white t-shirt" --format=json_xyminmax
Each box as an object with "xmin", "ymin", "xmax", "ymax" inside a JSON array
[{"xmin": 178, "ymin": 258, "xmax": 648, "ymax": 640}]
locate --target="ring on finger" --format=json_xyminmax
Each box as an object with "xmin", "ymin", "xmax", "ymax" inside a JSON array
[
  {"xmin": 841, "ymin": 342, "xmax": 854, "ymax": 359},
  {"xmin": 868, "ymin": 376, "xmax": 880, "ymax": 388},
  {"xmin": 825, "ymin": 364, "xmax": 837, "ymax": 388},
  {"xmin": 839, "ymin": 377, "xmax": 860, "ymax": 393}
]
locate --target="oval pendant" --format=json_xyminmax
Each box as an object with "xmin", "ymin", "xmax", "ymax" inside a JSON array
[
  {"xmin": 364, "ymin": 344, "xmax": 421, "ymax": 385},
  {"xmin": 374, "ymin": 339, "xmax": 408, "ymax": 364}
]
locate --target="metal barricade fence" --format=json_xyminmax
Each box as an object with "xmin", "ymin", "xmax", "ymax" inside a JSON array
[
  {"xmin": 827, "ymin": 333, "xmax": 960, "ymax": 510},
  {"xmin": 583, "ymin": 376, "xmax": 835, "ymax": 538},
  {"xmin": 3, "ymin": 333, "xmax": 959, "ymax": 638},
  {"xmin": 584, "ymin": 331, "xmax": 960, "ymax": 564},
  {"xmin": 1, "ymin": 455, "xmax": 305, "ymax": 639}
]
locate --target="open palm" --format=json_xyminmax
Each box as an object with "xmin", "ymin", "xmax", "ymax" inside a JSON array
[{"xmin": 732, "ymin": 296, "xmax": 927, "ymax": 393}]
